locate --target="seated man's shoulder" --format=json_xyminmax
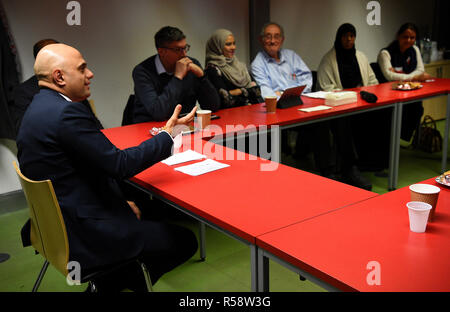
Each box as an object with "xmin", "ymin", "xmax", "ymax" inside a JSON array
[
  {"xmin": 254, "ymin": 51, "xmax": 266, "ymax": 60},
  {"xmin": 133, "ymin": 55, "xmax": 158, "ymax": 74},
  {"xmin": 36, "ymin": 90, "xmax": 85, "ymax": 112},
  {"xmin": 22, "ymin": 91, "xmax": 67, "ymax": 123},
  {"xmin": 251, "ymin": 51, "xmax": 267, "ymax": 67},
  {"xmin": 283, "ymin": 48, "xmax": 302, "ymax": 59}
]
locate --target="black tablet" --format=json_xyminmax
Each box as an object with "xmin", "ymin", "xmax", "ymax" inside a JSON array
[{"xmin": 277, "ymin": 85, "xmax": 306, "ymax": 108}]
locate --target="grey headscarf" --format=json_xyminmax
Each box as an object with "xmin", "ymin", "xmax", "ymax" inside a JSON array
[{"xmin": 205, "ymin": 29, "xmax": 253, "ymax": 88}]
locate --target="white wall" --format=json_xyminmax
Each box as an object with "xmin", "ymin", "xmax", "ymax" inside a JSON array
[
  {"xmin": 0, "ymin": 139, "xmax": 20, "ymax": 194},
  {"xmin": 271, "ymin": 0, "xmax": 435, "ymax": 70},
  {"xmin": 1, "ymin": 0, "xmax": 249, "ymax": 194},
  {"xmin": 3, "ymin": 0, "xmax": 250, "ymax": 128},
  {"xmin": 0, "ymin": 0, "xmax": 436, "ymax": 194}
]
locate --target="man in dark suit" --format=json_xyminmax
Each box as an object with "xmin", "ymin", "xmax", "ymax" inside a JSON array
[
  {"xmin": 131, "ymin": 26, "xmax": 220, "ymax": 122},
  {"xmin": 12, "ymin": 39, "xmax": 59, "ymax": 134},
  {"xmin": 16, "ymin": 43, "xmax": 198, "ymax": 291}
]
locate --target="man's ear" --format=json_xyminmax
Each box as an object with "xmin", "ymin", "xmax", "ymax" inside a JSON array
[{"xmin": 52, "ymin": 69, "xmax": 65, "ymax": 87}]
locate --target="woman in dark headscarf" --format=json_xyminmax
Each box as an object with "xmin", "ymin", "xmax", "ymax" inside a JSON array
[
  {"xmin": 314, "ymin": 23, "xmax": 375, "ymax": 190},
  {"xmin": 317, "ymin": 23, "xmax": 378, "ymax": 91},
  {"xmin": 319, "ymin": 24, "xmax": 392, "ymax": 173},
  {"xmin": 205, "ymin": 29, "xmax": 263, "ymax": 108}
]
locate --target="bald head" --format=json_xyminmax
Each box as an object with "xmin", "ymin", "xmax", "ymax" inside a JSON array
[
  {"xmin": 33, "ymin": 38, "xmax": 59, "ymax": 58},
  {"xmin": 34, "ymin": 43, "xmax": 93, "ymax": 102},
  {"xmin": 34, "ymin": 44, "xmax": 77, "ymax": 81}
]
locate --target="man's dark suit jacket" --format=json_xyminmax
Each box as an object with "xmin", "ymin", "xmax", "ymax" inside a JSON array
[
  {"xmin": 16, "ymin": 88, "xmax": 173, "ymax": 271},
  {"xmin": 12, "ymin": 75, "xmax": 102, "ymax": 135},
  {"xmin": 131, "ymin": 55, "xmax": 220, "ymax": 122}
]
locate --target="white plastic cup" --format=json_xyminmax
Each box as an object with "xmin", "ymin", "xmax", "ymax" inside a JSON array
[{"xmin": 406, "ymin": 201, "xmax": 432, "ymax": 233}]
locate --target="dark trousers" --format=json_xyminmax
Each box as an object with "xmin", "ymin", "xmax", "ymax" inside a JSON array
[
  {"xmin": 294, "ymin": 123, "xmax": 334, "ymax": 175},
  {"xmin": 401, "ymin": 102, "xmax": 424, "ymax": 141},
  {"xmin": 352, "ymin": 109, "xmax": 391, "ymax": 171},
  {"xmin": 85, "ymin": 220, "xmax": 198, "ymax": 292},
  {"xmin": 330, "ymin": 117, "xmax": 357, "ymax": 172},
  {"xmin": 351, "ymin": 102, "xmax": 423, "ymax": 171}
]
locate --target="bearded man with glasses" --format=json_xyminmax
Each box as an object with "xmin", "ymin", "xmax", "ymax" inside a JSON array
[{"xmin": 131, "ymin": 26, "xmax": 220, "ymax": 122}]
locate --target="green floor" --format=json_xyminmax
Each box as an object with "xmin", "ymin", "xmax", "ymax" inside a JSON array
[{"xmin": 0, "ymin": 121, "xmax": 448, "ymax": 292}]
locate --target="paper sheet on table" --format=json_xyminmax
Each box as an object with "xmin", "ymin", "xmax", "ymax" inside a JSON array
[
  {"xmin": 161, "ymin": 149, "xmax": 206, "ymax": 166},
  {"xmin": 298, "ymin": 105, "xmax": 333, "ymax": 112},
  {"xmin": 174, "ymin": 159, "xmax": 230, "ymax": 176},
  {"xmin": 302, "ymin": 91, "xmax": 333, "ymax": 99}
]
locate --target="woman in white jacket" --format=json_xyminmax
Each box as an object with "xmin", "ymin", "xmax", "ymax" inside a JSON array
[
  {"xmin": 378, "ymin": 23, "xmax": 430, "ymax": 83},
  {"xmin": 377, "ymin": 23, "xmax": 430, "ymax": 145}
]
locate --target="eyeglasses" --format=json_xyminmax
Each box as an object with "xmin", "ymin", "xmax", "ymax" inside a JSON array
[
  {"xmin": 162, "ymin": 44, "xmax": 190, "ymax": 53},
  {"xmin": 262, "ymin": 34, "xmax": 283, "ymax": 42},
  {"xmin": 262, "ymin": 34, "xmax": 283, "ymax": 41}
]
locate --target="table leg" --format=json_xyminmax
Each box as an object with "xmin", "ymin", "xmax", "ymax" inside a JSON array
[
  {"xmin": 392, "ymin": 103, "xmax": 403, "ymax": 190},
  {"xmin": 442, "ymin": 95, "xmax": 450, "ymax": 173},
  {"xmin": 199, "ymin": 222, "xmax": 206, "ymax": 261},
  {"xmin": 250, "ymin": 245, "xmax": 259, "ymax": 292},
  {"xmin": 272, "ymin": 125, "xmax": 281, "ymax": 164},
  {"xmin": 257, "ymin": 248, "xmax": 269, "ymax": 292},
  {"xmin": 388, "ymin": 104, "xmax": 399, "ymax": 191}
]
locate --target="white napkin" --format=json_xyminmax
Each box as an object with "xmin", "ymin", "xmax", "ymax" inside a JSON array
[
  {"xmin": 162, "ymin": 149, "xmax": 206, "ymax": 166},
  {"xmin": 174, "ymin": 159, "xmax": 230, "ymax": 176},
  {"xmin": 302, "ymin": 91, "xmax": 333, "ymax": 99},
  {"xmin": 298, "ymin": 105, "xmax": 333, "ymax": 112}
]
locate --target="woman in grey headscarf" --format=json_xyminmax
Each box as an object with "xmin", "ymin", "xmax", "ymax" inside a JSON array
[{"xmin": 205, "ymin": 29, "xmax": 263, "ymax": 108}]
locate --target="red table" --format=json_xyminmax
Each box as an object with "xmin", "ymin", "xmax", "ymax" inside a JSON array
[
  {"xmin": 102, "ymin": 125, "xmax": 376, "ymax": 291},
  {"xmin": 101, "ymin": 78, "xmax": 450, "ymax": 291},
  {"xmin": 205, "ymin": 79, "xmax": 450, "ymax": 190},
  {"xmin": 368, "ymin": 79, "xmax": 450, "ymax": 190},
  {"xmin": 103, "ymin": 124, "xmax": 375, "ymax": 240},
  {"xmin": 256, "ymin": 177, "xmax": 450, "ymax": 291}
]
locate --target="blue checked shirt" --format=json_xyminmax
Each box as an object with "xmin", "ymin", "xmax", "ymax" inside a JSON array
[{"xmin": 251, "ymin": 49, "xmax": 312, "ymax": 97}]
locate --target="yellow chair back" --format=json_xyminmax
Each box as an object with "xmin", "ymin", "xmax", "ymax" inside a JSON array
[
  {"xmin": 13, "ymin": 161, "xmax": 69, "ymax": 277},
  {"xmin": 88, "ymin": 99, "xmax": 97, "ymax": 117}
]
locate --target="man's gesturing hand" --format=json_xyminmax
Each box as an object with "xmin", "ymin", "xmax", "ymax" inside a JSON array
[{"xmin": 162, "ymin": 104, "xmax": 197, "ymax": 137}]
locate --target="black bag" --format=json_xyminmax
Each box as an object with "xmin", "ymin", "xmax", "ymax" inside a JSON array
[{"xmin": 411, "ymin": 115, "xmax": 443, "ymax": 153}]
